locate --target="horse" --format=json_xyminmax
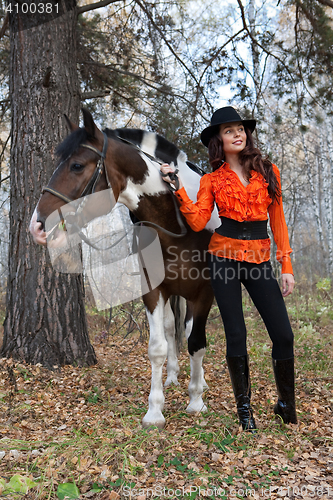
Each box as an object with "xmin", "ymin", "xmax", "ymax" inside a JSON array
[{"xmin": 30, "ymin": 109, "xmax": 220, "ymax": 429}]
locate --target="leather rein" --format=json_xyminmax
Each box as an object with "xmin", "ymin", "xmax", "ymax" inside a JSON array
[{"xmin": 42, "ymin": 132, "xmax": 187, "ymax": 244}]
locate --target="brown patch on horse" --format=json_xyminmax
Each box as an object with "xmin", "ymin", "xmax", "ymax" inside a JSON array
[
  {"xmin": 132, "ymin": 192, "xmax": 213, "ymax": 303},
  {"xmin": 106, "ymin": 138, "xmax": 149, "ymax": 184}
]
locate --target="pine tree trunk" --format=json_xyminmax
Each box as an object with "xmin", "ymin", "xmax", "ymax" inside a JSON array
[{"xmin": 1, "ymin": 5, "xmax": 97, "ymax": 368}]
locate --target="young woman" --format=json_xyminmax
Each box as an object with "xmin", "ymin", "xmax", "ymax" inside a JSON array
[{"xmin": 161, "ymin": 106, "xmax": 297, "ymax": 430}]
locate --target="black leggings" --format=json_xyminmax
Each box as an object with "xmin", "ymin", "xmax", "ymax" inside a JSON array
[{"xmin": 209, "ymin": 256, "xmax": 294, "ymax": 360}]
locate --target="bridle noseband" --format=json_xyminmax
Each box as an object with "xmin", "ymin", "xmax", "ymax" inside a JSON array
[{"xmin": 42, "ymin": 132, "xmax": 110, "ymax": 203}]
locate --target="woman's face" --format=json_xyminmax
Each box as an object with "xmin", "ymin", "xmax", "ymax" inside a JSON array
[{"xmin": 219, "ymin": 121, "xmax": 247, "ymax": 156}]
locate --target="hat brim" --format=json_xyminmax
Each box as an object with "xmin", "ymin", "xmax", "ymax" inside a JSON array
[{"xmin": 200, "ymin": 119, "xmax": 256, "ymax": 148}]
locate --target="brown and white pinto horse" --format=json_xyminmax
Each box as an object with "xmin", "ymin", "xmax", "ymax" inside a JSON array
[{"xmin": 30, "ymin": 109, "xmax": 219, "ymax": 429}]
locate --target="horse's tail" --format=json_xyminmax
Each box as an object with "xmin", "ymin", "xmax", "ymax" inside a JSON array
[{"xmin": 169, "ymin": 295, "xmax": 187, "ymax": 354}]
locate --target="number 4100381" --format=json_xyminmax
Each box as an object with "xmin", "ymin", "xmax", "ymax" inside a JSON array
[{"xmin": 5, "ymin": 2, "xmax": 59, "ymax": 14}]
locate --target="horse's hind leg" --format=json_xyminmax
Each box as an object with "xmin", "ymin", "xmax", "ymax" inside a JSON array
[
  {"xmin": 186, "ymin": 295, "xmax": 213, "ymax": 413},
  {"xmin": 164, "ymin": 299, "xmax": 180, "ymax": 387},
  {"xmin": 142, "ymin": 291, "xmax": 168, "ymax": 429},
  {"xmin": 185, "ymin": 301, "xmax": 209, "ymax": 393}
]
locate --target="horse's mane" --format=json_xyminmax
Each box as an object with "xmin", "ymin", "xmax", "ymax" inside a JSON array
[
  {"xmin": 56, "ymin": 128, "xmax": 92, "ymax": 162},
  {"xmin": 104, "ymin": 128, "xmax": 205, "ymax": 177},
  {"xmin": 56, "ymin": 126, "xmax": 205, "ymax": 178},
  {"xmin": 104, "ymin": 127, "xmax": 220, "ymax": 232}
]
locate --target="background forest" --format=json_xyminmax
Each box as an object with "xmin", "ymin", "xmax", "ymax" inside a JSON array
[
  {"xmin": 0, "ymin": 1, "xmax": 333, "ymax": 499},
  {"xmin": 1, "ymin": 0, "xmax": 333, "ymax": 285}
]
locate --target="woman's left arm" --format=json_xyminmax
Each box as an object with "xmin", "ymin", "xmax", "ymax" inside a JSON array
[{"xmin": 268, "ymin": 165, "xmax": 294, "ymax": 295}]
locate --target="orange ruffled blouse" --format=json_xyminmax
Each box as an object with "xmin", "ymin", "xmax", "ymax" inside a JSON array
[{"xmin": 174, "ymin": 163, "xmax": 293, "ymax": 275}]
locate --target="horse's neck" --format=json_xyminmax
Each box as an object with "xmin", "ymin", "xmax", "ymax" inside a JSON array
[
  {"xmin": 108, "ymin": 131, "xmax": 220, "ymax": 232},
  {"xmin": 132, "ymin": 193, "xmax": 179, "ymax": 231}
]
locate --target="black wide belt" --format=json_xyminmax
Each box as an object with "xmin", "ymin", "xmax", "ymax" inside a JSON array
[{"xmin": 215, "ymin": 216, "xmax": 269, "ymax": 240}]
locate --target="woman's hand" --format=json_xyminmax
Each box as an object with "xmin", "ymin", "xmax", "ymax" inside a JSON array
[
  {"xmin": 281, "ymin": 273, "xmax": 295, "ymax": 297},
  {"xmin": 160, "ymin": 163, "xmax": 184, "ymax": 190}
]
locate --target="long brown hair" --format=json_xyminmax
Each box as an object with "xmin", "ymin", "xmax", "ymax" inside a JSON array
[{"xmin": 208, "ymin": 127, "xmax": 281, "ymax": 203}]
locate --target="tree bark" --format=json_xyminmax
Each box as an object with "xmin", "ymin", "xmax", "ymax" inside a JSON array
[{"xmin": 1, "ymin": 4, "xmax": 97, "ymax": 368}]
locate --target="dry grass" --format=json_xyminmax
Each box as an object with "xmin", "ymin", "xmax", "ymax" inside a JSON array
[{"xmin": 0, "ymin": 288, "xmax": 332, "ymax": 499}]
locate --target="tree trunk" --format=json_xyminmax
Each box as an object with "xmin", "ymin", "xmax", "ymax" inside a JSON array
[
  {"xmin": 301, "ymin": 135, "xmax": 326, "ymax": 255},
  {"xmin": 248, "ymin": 0, "xmax": 262, "ymax": 115},
  {"xmin": 323, "ymin": 119, "xmax": 333, "ymax": 275},
  {"xmin": 1, "ymin": 4, "xmax": 97, "ymax": 368}
]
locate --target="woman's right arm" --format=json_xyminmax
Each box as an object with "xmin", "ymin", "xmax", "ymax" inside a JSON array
[{"xmin": 160, "ymin": 164, "xmax": 215, "ymax": 232}]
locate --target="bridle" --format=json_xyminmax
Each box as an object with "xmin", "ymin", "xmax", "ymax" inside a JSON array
[
  {"xmin": 41, "ymin": 131, "xmax": 187, "ymax": 240},
  {"xmin": 42, "ymin": 132, "xmax": 110, "ymax": 203}
]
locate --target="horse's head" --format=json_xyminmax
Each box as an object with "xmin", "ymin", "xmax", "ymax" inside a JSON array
[{"xmin": 30, "ymin": 109, "xmax": 116, "ymax": 247}]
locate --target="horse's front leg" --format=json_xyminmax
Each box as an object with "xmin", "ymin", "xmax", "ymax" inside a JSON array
[
  {"xmin": 186, "ymin": 298, "xmax": 212, "ymax": 413},
  {"xmin": 185, "ymin": 305, "xmax": 209, "ymax": 394},
  {"xmin": 142, "ymin": 291, "xmax": 168, "ymax": 429},
  {"xmin": 187, "ymin": 342, "xmax": 207, "ymax": 413}
]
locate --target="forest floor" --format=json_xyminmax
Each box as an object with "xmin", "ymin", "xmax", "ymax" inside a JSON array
[{"xmin": 0, "ymin": 283, "xmax": 333, "ymax": 499}]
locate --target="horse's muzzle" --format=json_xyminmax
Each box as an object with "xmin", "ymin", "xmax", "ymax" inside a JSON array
[{"xmin": 37, "ymin": 218, "xmax": 45, "ymax": 231}]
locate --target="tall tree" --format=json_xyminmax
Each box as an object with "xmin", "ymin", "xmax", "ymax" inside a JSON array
[{"xmin": 1, "ymin": 1, "xmax": 96, "ymax": 368}]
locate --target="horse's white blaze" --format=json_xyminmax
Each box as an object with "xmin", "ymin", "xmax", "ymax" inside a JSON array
[
  {"xmin": 142, "ymin": 294, "xmax": 168, "ymax": 429},
  {"xmin": 117, "ymin": 156, "xmax": 167, "ymax": 211},
  {"xmin": 187, "ymin": 348, "xmax": 208, "ymax": 413},
  {"xmin": 164, "ymin": 300, "xmax": 180, "ymax": 387}
]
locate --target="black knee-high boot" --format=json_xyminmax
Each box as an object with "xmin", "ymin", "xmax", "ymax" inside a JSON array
[
  {"xmin": 226, "ymin": 355, "xmax": 256, "ymax": 431},
  {"xmin": 272, "ymin": 357, "xmax": 297, "ymax": 424}
]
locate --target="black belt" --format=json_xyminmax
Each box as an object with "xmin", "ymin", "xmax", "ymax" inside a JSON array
[{"xmin": 215, "ymin": 216, "xmax": 269, "ymax": 240}]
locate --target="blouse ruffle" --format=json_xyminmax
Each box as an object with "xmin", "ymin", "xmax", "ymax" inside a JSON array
[{"xmin": 210, "ymin": 164, "xmax": 272, "ymax": 221}]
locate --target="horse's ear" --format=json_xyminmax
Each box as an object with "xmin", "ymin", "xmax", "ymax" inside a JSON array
[
  {"xmin": 64, "ymin": 114, "xmax": 79, "ymax": 132},
  {"xmin": 82, "ymin": 108, "xmax": 98, "ymax": 138}
]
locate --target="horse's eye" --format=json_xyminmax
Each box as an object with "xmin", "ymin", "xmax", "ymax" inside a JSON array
[{"xmin": 70, "ymin": 163, "xmax": 85, "ymax": 172}]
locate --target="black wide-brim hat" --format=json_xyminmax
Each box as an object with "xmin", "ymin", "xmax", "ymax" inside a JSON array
[{"xmin": 200, "ymin": 106, "xmax": 256, "ymax": 147}]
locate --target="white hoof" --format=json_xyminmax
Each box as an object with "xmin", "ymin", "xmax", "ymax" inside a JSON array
[
  {"xmin": 164, "ymin": 374, "xmax": 180, "ymax": 387},
  {"xmin": 142, "ymin": 411, "xmax": 165, "ymax": 430},
  {"xmin": 186, "ymin": 401, "xmax": 207, "ymax": 414}
]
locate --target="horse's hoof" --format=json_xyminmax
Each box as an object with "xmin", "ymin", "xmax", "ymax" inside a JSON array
[
  {"xmin": 142, "ymin": 412, "xmax": 165, "ymax": 430},
  {"xmin": 164, "ymin": 375, "xmax": 180, "ymax": 387},
  {"xmin": 186, "ymin": 401, "xmax": 207, "ymax": 414}
]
